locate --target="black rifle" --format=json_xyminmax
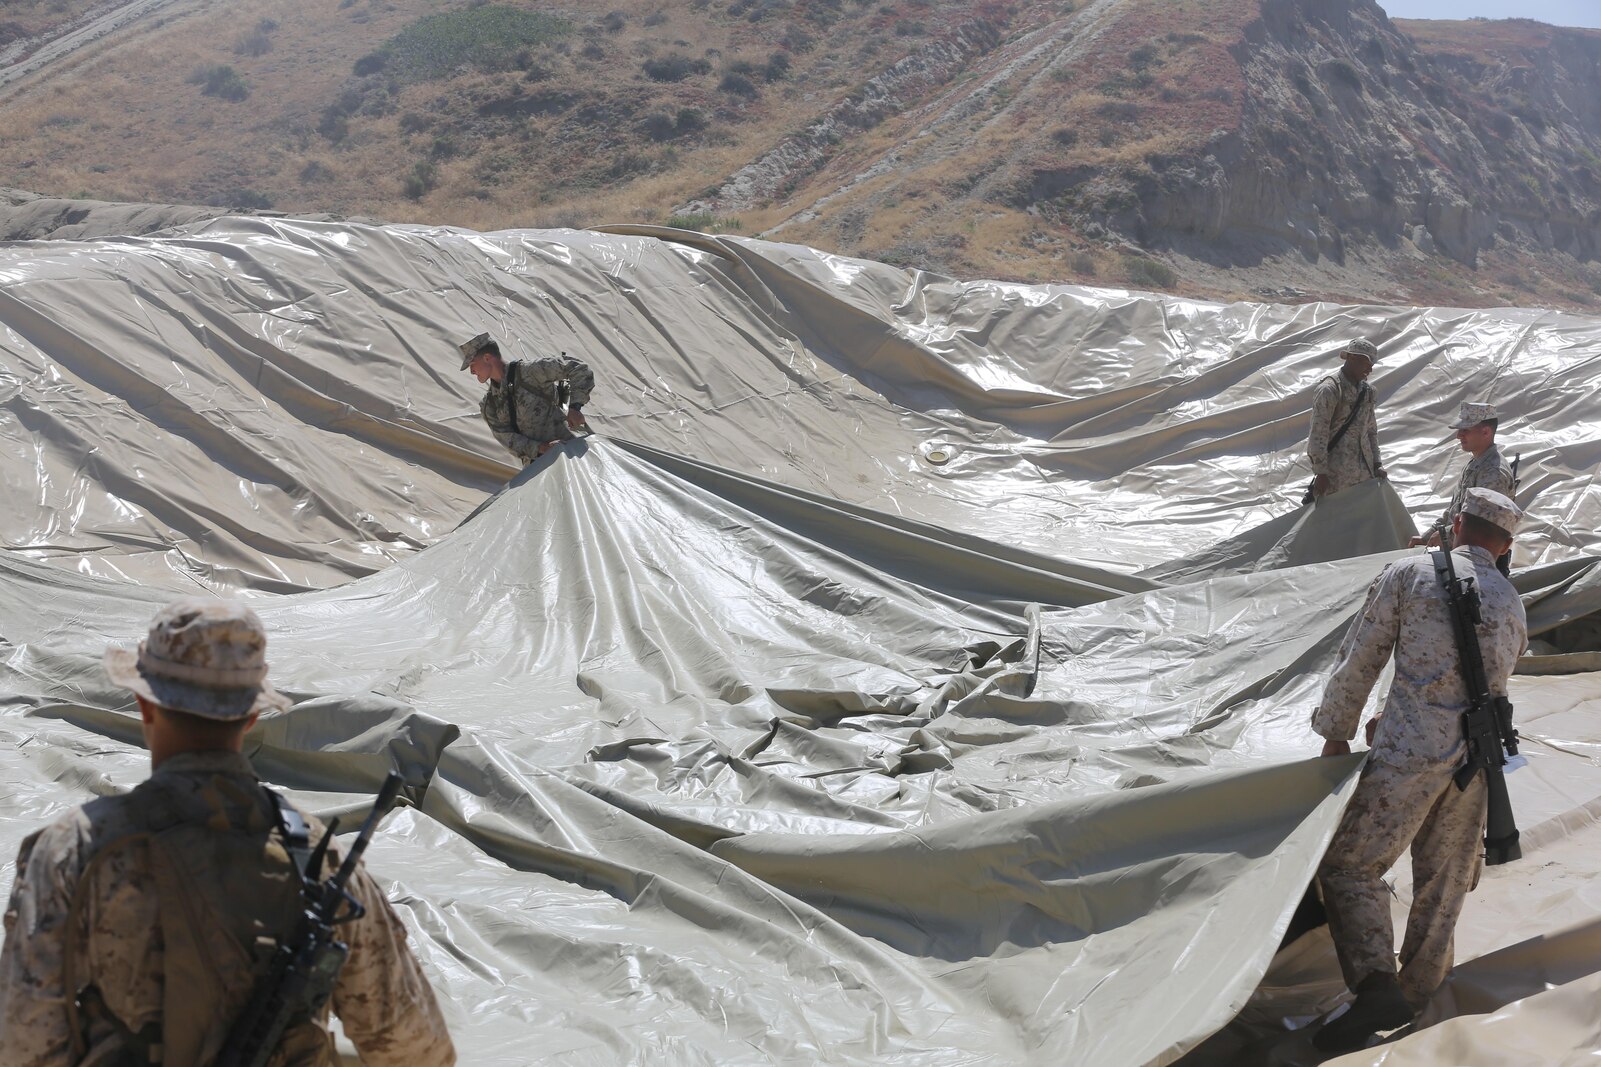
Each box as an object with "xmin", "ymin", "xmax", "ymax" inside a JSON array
[
  {"xmin": 213, "ymin": 773, "xmax": 405, "ymax": 1067},
  {"xmin": 1433, "ymin": 535, "xmax": 1521, "ymax": 865}
]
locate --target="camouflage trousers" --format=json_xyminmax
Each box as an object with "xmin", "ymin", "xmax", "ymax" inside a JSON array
[{"xmin": 1318, "ymin": 759, "xmax": 1486, "ymax": 1006}]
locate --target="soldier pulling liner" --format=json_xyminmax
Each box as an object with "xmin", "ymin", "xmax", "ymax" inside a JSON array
[{"xmin": 1309, "ymin": 488, "xmax": 1527, "ymax": 1053}]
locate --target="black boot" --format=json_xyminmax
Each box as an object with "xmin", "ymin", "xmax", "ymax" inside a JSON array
[{"xmin": 1312, "ymin": 971, "xmax": 1415, "ymax": 1054}]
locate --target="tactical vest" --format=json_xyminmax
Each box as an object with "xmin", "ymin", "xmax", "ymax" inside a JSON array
[{"xmin": 63, "ymin": 776, "xmax": 336, "ymax": 1067}]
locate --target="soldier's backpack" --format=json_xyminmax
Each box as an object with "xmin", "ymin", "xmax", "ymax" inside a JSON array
[{"xmin": 62, "ymin": 778, "xmax": 337, "ymax": 1067}]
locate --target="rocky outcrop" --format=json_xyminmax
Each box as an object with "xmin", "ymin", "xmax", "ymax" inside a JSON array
[
  {"xmin": 678, "ymin": 15, "xmax": 1006, "ymax": 215},
  {"xmin": 1104, "ymin": 0, "xmax": 1601, "ymax": 269}
]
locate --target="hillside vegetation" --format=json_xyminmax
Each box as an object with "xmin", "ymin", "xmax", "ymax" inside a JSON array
[{"xmin": 2, "ymin": 0, "xmax": 1601, "ymax": 310}]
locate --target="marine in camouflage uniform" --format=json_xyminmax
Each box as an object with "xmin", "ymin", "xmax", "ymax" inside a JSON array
[
  {"xmin": 1310, "ymin": 488, "xmax": 1527, "ymax": 1052},
  {"xmin": 459, "ymin": 332, "xmax": 594, "ymax": 465},
  {"xmin": 0, "ymin": 600, "xmax": 455, "ymax": 1067},
  {"xmin": 1307, "ymin": 338, "xmax": 1387, "ymax": 498},
  {"xmin": 1410, "ymin": 402, "xmax": 1516, "ymax": 549}
]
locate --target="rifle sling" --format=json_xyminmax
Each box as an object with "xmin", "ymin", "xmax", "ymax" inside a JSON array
[{"xmin": 1326, "ymin": 381, "xmax": 1369, "ymax": 455}]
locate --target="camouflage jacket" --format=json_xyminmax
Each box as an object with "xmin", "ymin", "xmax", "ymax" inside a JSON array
[
  {"xmin": 0, "ymin": 751, "xmax": 454, "ymax": 1067},
  {"xmin": 1312, "ymin": 545, "xmax": 1527, "ymax": 772},
  {"xmin": 1307, "ymin": 373, "xmax": 1383, "ymax": 495},
  {"xmin": 480, "ymin": 356, "xmax": 595, "ymax": 464},
  {"xmin": 1430, "ymin": 443, "xmax": 1516, "ymax": 534}
]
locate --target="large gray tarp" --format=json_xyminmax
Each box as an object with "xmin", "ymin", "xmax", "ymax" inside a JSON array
[{"xmin": 2, "ymin": 220, "xmax": 1600, "ymax": 1065}]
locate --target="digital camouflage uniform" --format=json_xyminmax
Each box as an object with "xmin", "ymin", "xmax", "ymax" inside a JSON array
[
  {"xmin": 1308, "ymin": 372, "xmax": 1383, "ymax": 496},
  {"xmin": 480, "ymin": 357, "xmax": 595, "ymax": 465},
  {"xmin": 1428, "ymin": 443, "xmax": 1514, "ymax": 538},
  {"xmin": 0, "ymin": 752, "xmax": 455, "ymax": 1067},
  {"xmin": 1312, "ymin": 538, "xmax": 1526, "ymax": 1006}
]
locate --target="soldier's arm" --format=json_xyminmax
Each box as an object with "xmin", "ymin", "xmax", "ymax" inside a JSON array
[
  {"xmin": 1312, "ymin": 567, "xmax": 1402, "ymax": 743},
  {"xmin": 489, "ymin": 428, "xmax": 538, "ymax": 464},
  {"xmin": 480, "ymin": 403, "xmax": 538, "ymax": 464},
  {"xmin": 331, "ymin": 867, "xmax": 456, "ymax": 1067},
  {"xmin": 1429, "ymin": 483, "xmax": 1457, "ymax": 535},
  {"xmin": 560, "ymin": 357, "xmax": 595, "ymax": 408},
  {"xmin": 516, "ymin": 355, "xmax": 594, "ymax": 408},
  {"xmin": 0, "ymin": 826, "xmax": 82, "ymax": 1067},
  {"xmin": 1307, "ymin": 382, "xmax": 1336, "ymax": 475}
]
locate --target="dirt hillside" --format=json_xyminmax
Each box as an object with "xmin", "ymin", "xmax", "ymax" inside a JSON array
[{"xmin": 3, "ymin": 0, "xmax": 1600, "ymax": 310}]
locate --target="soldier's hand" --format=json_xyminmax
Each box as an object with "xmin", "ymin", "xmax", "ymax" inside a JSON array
[
  {"xmin": 1312, "ymin": 474, "xmax": 1330, "ymax": 498},
  {"xmin": 537, "ymin": 439, "xmax": 561, "ymax": 456},
  {"xmin": 1376, "ymin": 467, "xmax": 1389, "ymax": 480},
  {"xmin": 567, "ymin": 406, "xmax": 588, "ymax": 432},
  {"xmin": 1364, "ymin": 717, "xmax": 1380, "ymax": 746},
  {"xmin": 1320, "ymin": 738, "xmax": 1351, "ymax": 758}
]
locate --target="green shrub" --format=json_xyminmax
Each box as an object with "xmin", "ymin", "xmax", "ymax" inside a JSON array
[
  {"xmin": 719, "ymin": 72, "xmax": 758, "ymax": 98},
  {"xmin": 764, "ymin": 51, "xmax": 791, "ymax": 82},
  {"xmin": 665, "ymin": 212, "xmax": 717, "ymax": 230},
  {"xmin": 188, "ymin": 64, "xmax": 249, "ymax": 102},
  {"xmin": 1128, "ymin": 44, "xmax": 1158, "ymax": 69},
  {"xmin": 377, "ymin": 7, "xmax": 572, "ymax": 84},
  {"xmin": 208, "ymin": 188, "xmax": 274, "ymax": 210},
  {"xmin": 235, "ymin": 29, "xmax": 272, "ymax": 56},
  {"xmin": 643, "ymin": 54, "xmax": 710, "ymax": 81},
  {"xmin": 403, "ymin": 161, "xmax": 438, "ymax": 200},
  {"xmin": 1122, "ymin": 255, "xmax": 1177, "ymax": 289},
  {"xmin": 1326, "ymin": 59, "xmax": 1360, "ymax": 91}
]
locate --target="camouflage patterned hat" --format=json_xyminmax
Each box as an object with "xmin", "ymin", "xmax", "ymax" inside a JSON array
[
  {"xmin": 1450, "ymin": 401, "xmax": 1497, "ymax": 429},
  {"xmin": 1340, "ymin": 338, "xmax": 1379, "ymax": 361},
  {"xmin": 458, "ymin": 332, "xmax": 498, "ymax": 370},
  {"xmin": 1461, "ymin": 487, "xmax": 1521, "ymax": 537},
  {"xmin": 104, "ymin": 598, "xmax": 290, "ymax": 720}
]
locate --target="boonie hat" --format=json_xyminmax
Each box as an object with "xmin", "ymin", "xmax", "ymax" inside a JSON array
[
  {"xmin": 1450, "ymin": 401, "xmax": 1497, "ymax": 430},
  {"xmin": 1461, "ymin": 487, "xmax": 1521, "ymax": 537},
  {"xmin": 104, "ymin": 598, "xmax": 290, "ymax": 720},
  {"xmin": 458, "ymin": 332, "xmax": 497, "ymax": 370},
  {"xmin": 1340, "ymin": 338, "xmax": 1379, "ymax": 361}
]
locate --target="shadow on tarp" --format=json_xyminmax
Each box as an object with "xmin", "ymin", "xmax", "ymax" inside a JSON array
[
  {"xmin": 1175, "ymin": 915, "xmax": 1601, "ymax": 1067},
  {"xmin": 1140, "ymin": 479, "xmax": 1417, "ymax": 583}
]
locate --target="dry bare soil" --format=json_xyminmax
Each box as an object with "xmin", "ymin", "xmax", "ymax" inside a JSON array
[{"xmin": 3, "ymin": 0, "xmax": 1601, "ymax": 311}]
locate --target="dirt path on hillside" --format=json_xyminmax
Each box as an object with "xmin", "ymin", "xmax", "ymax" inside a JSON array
[
  {"xmin": 764, "ymin": 0, "xmax": 1124, "ymax": 236},
  {"xmin": 0, "ymin": 0, "xmax": 189, "ymax": 102}
]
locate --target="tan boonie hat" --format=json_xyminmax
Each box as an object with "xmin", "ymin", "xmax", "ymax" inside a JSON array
[
  {"xmin": 1340, "ymin": 338, "xmax": 1379, "ymax": 361},
  {"xmin": 457, "ymin": 332, "xmax": 497, "ymax": 370},
  {"xmin": 1450, "ymin": 401, "xmax": 1497, "ymax": 429},
  {"xmin": 1461, "ymin": 487, "xmax": 1521, "ymax": 537},
  {"xmin": 104, "ymin": 598, "xmax": 290, "ymax": 720}
]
